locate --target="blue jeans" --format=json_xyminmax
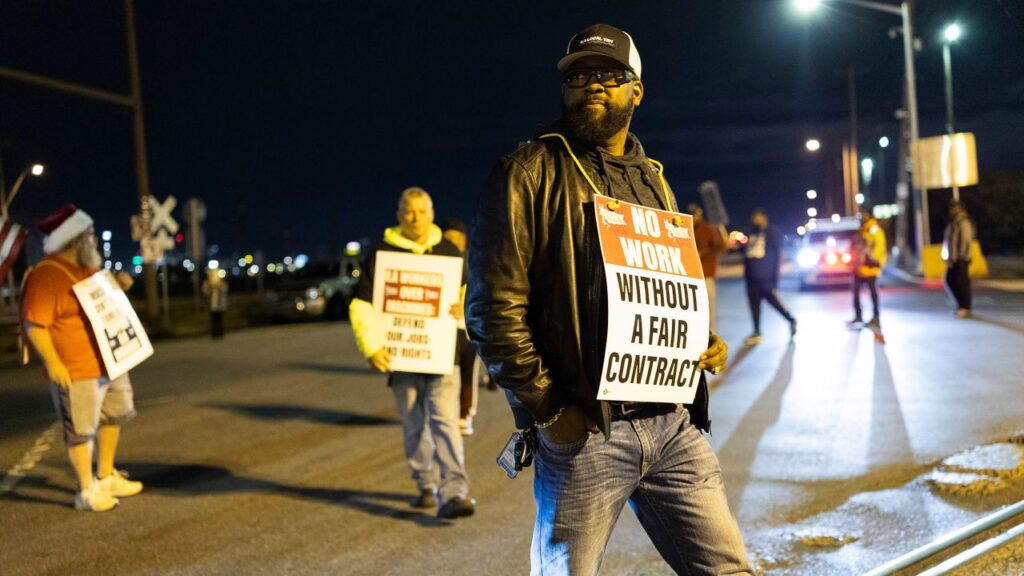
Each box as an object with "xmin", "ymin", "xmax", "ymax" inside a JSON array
[
  {"xmin": 389, "ymin": 372, "xmax": 469, "ymax": 504},
  {"xmin": 531, "ymin": 406, "xmax": 752, "ymax": 575}
]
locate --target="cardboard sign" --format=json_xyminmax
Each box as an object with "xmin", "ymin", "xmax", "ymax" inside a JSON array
[
  {"xmin": 593, "ymin": 196, "xmax": 709, "ymax": 404},
  {"xmin": 72, "ymin": 271, "xmax": 154, "ymax": 380},
  {"xmin": 372, "ymin": 251, "xmax": 462, "ymax": 375}
]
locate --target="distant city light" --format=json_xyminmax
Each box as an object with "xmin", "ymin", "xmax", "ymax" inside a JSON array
[
  {"xmin": 807, "ymin": 207, "xmax": 818, "ymax": 217},
  {"xmin": 807, "ymin": 220, "xmax": 817, "ymax": 230},
  {"xmin": 345, "ymin": 241, "xmax": 361, "ymax": 256},
  {"xmin": 879, "ymin": 136, "xmax": 890, "ymax": 148},
  {"xmin": 104, "ymin": 261, "xmax": 112, "ymax": 270},
  {"xmin": 805, "ymin": 138, "xmax": 821, "ymax": 152},
  {"xmin": 249, "ymin": 264, "xmax": 260, "ymax": 275},
  {"xmin": 944, "ymin": 23, "xmax": 961, "ymax": 43},
  {"xmin": 101, "ymin": 230, "xmax": 112, "ymax": 241},
  {"xmin": 134, "ymin": 265, "xmax": 143, "ymax": 274},
  {"xmin": 806, "ymin": 189, "xmax": 817, "ymax": 200},
  {"xmin": 797, "ymin": 226, "xmax": 807, "ymax": 235},
  {"xmin": 294, "ymin": 254, "xmax": 309, "ymax": 269},
  {"xmin": 244, "ymin": 254, "xmax": 254, "ymax": 265},
  {"xmin": 114, "ymin": 261, "xmax": 123, "ymax": 271},
  {"xmin": 855, "ymin": 193, "xmax": 865, "ymax": 205},
  {"xmin": 238, "ymin": 258, "xmax": 247, "ymax": 267},
  {"xmin": 283, "ymin": 256, "xmax": 293, "ymax": 265},
  {"xmin": 267, "ymin": 263, "xmax": 277, "ymax": 273},
  {"xmin": 31, "ymin": 164, "xmax": 44, "ymax": 176},
  {"xmin": 831, "ymin": 213, "xmax": 841, "ymax": 223},
  {"xmin": 218, "ymin": 269, "xmax": 227, "ymax": 279},
  {"xmin": 208, "ymin": 259, "xmax": 219, "ymax": 270}
]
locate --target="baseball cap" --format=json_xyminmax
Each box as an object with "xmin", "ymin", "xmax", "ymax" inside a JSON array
[{"xmin": 557, "ymin": 24, "xmax": 642, "ymax": 80}]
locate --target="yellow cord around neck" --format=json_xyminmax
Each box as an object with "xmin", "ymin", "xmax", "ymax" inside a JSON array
[{"xmin": 538, "ymin": 133, "xmax": 672, "ymax": 210}]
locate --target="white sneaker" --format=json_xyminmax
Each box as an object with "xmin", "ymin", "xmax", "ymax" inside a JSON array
[
  {"xmin": 97, "ymin": 470, "xmax": 143, "ymax": 498},
  {"xmin": 75, "ymin": 482, "xmax": 119, "ymax": 512}
]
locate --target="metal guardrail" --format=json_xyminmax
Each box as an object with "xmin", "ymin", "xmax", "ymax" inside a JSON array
[{"xmin": 863, "ymin": 499, "xmax": 1024, "ymax": 576}]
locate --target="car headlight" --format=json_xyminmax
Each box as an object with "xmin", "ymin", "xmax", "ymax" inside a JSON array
[{"xmin": 797, "ymin": 249, "xmax": 820, "ymax": 269}]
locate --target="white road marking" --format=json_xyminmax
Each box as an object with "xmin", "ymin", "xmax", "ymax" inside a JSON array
[{"xmin": 0, "ymin": 424, "xmax": 60, "ymax": 495}]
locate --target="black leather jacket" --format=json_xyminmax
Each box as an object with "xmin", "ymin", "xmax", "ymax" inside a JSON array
[{"xmin": 466, "ymin": 129, "xmax": 711, "ymax": 434}]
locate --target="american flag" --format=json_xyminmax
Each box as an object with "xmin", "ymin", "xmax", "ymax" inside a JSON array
[{"xmin": 0, "ymin": 216, "xmax": 28, "ymax": 280}]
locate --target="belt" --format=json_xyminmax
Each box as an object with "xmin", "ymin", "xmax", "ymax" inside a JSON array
[{"xmin": 607, "ymin": 402, "xmax": 678, "ymax": 421}]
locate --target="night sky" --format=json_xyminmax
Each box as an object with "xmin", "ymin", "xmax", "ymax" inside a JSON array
[{"xmin": 2, "ymin": 0, "xmax": 1023, "ymax": 263}]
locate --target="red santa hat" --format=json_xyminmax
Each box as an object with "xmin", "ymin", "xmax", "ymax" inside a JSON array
[{"xmin": 38, "ymin": 204, "xmax": 94, "ymax": 254}]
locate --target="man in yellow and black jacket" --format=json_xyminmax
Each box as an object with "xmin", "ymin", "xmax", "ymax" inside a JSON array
[{"xmin": 348, "ymin": 186, "xmax": 474, "ymax": 520}]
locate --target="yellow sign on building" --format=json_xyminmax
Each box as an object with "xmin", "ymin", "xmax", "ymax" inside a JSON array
[{"xmin": 911, "ymin": 132, "xmax": 978, "ymax": 189}]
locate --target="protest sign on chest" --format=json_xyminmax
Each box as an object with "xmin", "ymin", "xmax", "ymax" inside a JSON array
[
  {"xmin": 593, "ymin": 196, "xmax": 709, "ymax": 404},
  {"xmin": 72, "ymin": 271, "xmax": 154, "ymax": 380},
  {"xmin": 372, "ymin": 251, "xmax": 462, "ymax": 375}
]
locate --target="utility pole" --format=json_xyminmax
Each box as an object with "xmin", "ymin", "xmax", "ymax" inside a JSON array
[
  {"xmin": 0, "ymin": 2, "xmax": 160, "ymax": 319},
  {"xmin": 124, "ymin": 0, "xmax": 158, "ymax": 319}
]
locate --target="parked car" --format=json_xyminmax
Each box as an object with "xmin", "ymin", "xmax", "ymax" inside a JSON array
[
  {"xmin": 296, "ymin": 255, "xmax": 362, "ymax": 320},
  {"xmin": 796, "ymin": 217, "xmax": 862, "ymax": 290}
]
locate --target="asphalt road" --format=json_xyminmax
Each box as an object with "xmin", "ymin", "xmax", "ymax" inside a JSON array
[{"xmin": 2, "ymin": 275, "xmax": 1023, "ymax": 575}]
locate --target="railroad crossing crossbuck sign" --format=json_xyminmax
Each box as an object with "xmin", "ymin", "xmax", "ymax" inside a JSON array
[{"xmin": 140, "ymin": 195, "xmax": 178, "ymax": 263}]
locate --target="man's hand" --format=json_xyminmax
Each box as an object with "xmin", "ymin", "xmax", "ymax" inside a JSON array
[
  {"xmin": 540, "ymin": 405, "xmax": 598, "ymax": 445},
  {"xmin": 115, "ymin": 271, "xmax": 134, "ymax": 291},
  {"xmin": 367, "ymin": 349, "xmax": 392, "ymax": 373},
  {"xmin": 698, "ymin": 333, "xmax": 728, "ymax": 375},
  {"xmin": 45, "ymin": 360, "xmax": 72, "ymax": 387}
]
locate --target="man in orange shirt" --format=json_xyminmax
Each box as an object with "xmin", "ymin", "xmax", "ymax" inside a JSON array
[
  {"xmin": 688, "ymin": 204, "xmax": 726, "ymax": 332},
  {"xmin": 21, "ymin": 205, "xmax": 143, "ymax": 512}
]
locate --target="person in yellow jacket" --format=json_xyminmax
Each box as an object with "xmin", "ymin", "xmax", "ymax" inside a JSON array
[
  {"xmin": 849, "ymin": 206, "xmax": 887, "ymax": 329},
  {"xmin": 348, "ymin": 187, "xmax": 475, "ymax": 520}
]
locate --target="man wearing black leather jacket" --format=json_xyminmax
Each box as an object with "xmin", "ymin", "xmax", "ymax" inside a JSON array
[{"xmin": 466, "ymin": 23, "xmax": 751, "ymax": 576}]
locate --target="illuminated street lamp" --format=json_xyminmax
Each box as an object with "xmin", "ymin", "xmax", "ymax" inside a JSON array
[
  {"xmin": 878, "ymin": 136, "xmax": 890, "ymax": 148},
  {"xmin": 808, "ymin": 207, "xmax": 818, "ymax": 217},
  {"xmin": 806, "ymin": 189, "xmax": 818, "ymax": 200},
  {"xmin": 805, "ymin": 138, "xmax": 822, "ymax": 152},
  {"xmin": 1, "ymin": 163, "xmax": 45, "ymax": 219},
  {"xmin": 793, "ymin": 0, "xmax": 923, "ymax": 254}
]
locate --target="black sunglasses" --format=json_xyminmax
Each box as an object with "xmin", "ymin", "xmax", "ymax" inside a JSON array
[{"xmin": 562, "ymin": 68, "xmax": 635, "ymax": 88}]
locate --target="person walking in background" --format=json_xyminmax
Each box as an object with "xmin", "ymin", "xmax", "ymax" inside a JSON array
[
  {"xmin": 943, "ymin": 199, "xmax": 974, "ymax": 318},
  {"xmin": 348, "ymin": 187, "xmax": 475, "ymax": 519},
  {"xmin": 849, "ymin": 205, "xmax": 887, "ymax": 330},
  {"xmin": 440, "ymin": 217, "xmax": 482, "ymax": 436},
  {"xmin": 20, "ymin": 205, "xmax": 144, "ymax": 512},
  {"xmin": 689, "ymin": 203, "xmax": 726, "ymax": 332},
  {"xmin": 742, "ymin": 208, "xmax": 796, "ymax": 346},
  {"xmin": 202, "ymin": 268, "xmax": 228, "ymax": 339}
]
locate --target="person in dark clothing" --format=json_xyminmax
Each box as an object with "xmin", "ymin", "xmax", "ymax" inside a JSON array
[
  {"xmin": 743, "ymin": 209, "xmax": 796, "ymax": 345},
  {"xmin": 440, "ymin": 217, "xmax": 483, "ymax": 436},
  {"xmin": 466, "ymin": 23, "xmax": 751, "ymax": 575},
  {"xmin": 943, "ymin": 200, "xmax": 974, "ymax": 318}
]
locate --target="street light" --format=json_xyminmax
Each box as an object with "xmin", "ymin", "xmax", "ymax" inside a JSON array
[
  {"xmin": 794, "ymin": 0, "xmax": 923, "ymax": 255},
  {"xmin": 1, "ymin": 163, "xmax": 45, "ymax": 219},
  {"xmin": 879, "ymin": 136, "xmax": 890, "ymax": 148},
  {"xmin": 807, "ymin": 189, "xmax": 818, "ymax": 199},
  {"xmin": 805, "ymin": 138, "xmax": 822, "ymax": 152},
  {"xmin": 942, "ymin": 23, "xmax": 961, "ymax": 199}
]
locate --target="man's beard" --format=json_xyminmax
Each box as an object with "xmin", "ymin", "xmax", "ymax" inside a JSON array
[
  {"xmin": 562, "ymin": 98, "xmax": 634, "ymax": 146},
  {"xmin": 77, "ymin": 240, "xmax": 103, "ymax": 269}
]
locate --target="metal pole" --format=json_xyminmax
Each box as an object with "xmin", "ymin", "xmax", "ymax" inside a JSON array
[
  {"xmin": 901, "ymin": 1, "xmax": 928, "ymax": 249},
  {"xmin": 847, "ymin": 66, "xmax": 859, "ymax": 216},
  {"xmin": 863, "ymin": 499, "xmax": 1024, "ymax": 576},
  {"xmin": 124, "ymin": 0, "xmax": 159, "ymax": 320},
  {"xmin": 943, "ymin": 41, "xmax": 960, "ymax": 201}
]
